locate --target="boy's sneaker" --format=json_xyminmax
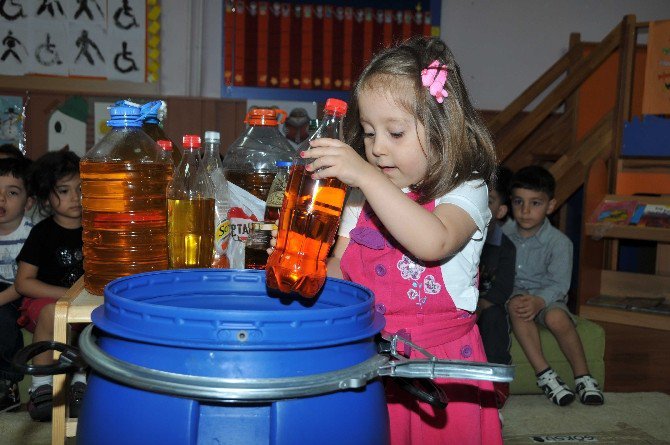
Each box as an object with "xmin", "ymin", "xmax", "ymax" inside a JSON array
[
  {"xmin": 536, "ymin": 368, "xmax": 575, "ymax": 406},
  {"xmin": 574, "ymin": 375, "xmax": 604, "ymax": 405},
  {"xmin": 68, "ymin": 382, "xmax": 87, "ymax": 418},
  {"xmin": 0, "ymin": 380, "xmax": 21, "ymax": 413},
  {"xmin": 27, "ymin": 384, "xmax": 53, "ymax": 422}
]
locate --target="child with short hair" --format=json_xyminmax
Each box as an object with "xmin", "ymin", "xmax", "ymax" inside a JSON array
[
  {"xmin": 477, "ymin": 165, "xmax": 516, "ymax": 408},
  {"xmin": 15, "ymin": 151, "xmax": 85, "ymax": 421},
  {"xmin": 306, "ymin": 36, "xmax": 502, "ymax": 444},
  {"xmin": 502, "ymin": 165, "xmax": 604, "ymax": 406},
  {"xmin": 0, "ymin": 157, "xmax": 34, "ymax": 412}
]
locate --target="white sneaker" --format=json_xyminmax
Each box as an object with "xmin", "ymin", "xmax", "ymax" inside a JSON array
[
  {"xmin": 574, "ymin": 375, "xmax": 604, "ymax": 405},
  {"xmin": 536, "ymin": 368, "xmax": 575, "ymax": 406}
]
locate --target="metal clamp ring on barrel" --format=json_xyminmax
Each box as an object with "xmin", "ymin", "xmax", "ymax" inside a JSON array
[{"xmin": 78, "ymin": 324, "xmax": 390, "ymax": 402}]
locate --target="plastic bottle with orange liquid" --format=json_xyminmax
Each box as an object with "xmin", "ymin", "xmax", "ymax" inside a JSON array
[
  {"xmin": 265, "ymin": 98, "xmax": 348, "ymax": 298},
  {"xmin": 167, "ymin": 135, "xmax": 215, "ymax": 269},
  {"xmin": 80, "ymin": 102, "xmax": 172, "ymax": 295}
]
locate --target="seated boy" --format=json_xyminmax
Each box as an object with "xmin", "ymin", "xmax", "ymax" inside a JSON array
[
  {"xmin": 0, "ymin": 157, "xmax": 34, "ymax": 412},
  {"xmin": 477, "ymin": 166, "xmax": 516, "ymax": 408},
  {"xmin": 502, "ymin": 166, "xmax": 604, "ymax": 406}
]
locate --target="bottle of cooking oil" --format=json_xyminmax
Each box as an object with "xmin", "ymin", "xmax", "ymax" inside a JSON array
[
  {"xmin": 80, "ymin": 101, "xmax": 172, "ymax": 295},
  {"xmin": 167, "ymin": 134, "xmax": 215, "ymax": 268},
  {"xmin": 141, "ymin": 100, "xmax": 182, "ymax": 166}
]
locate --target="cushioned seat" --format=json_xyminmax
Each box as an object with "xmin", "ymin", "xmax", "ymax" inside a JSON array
[{"xmin": 510, "ymin": 316, "xmax": 605, "ymax": 394}]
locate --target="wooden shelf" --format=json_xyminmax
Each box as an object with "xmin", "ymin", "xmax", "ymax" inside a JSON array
[
  {"xmin": 0, "ymin": 74, "xmax": 159, "ymax": 96},
  {"xmin": 580, "ymin": 304, "xmax": 669, "ymax": 331},
  {"xmin": 585, "ymin": 223, "xmax": 670, "ymax": 242}
]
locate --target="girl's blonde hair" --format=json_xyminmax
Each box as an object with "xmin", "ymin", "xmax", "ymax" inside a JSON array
[{"xmin": 344, "ymin": 36, "xmax": 496, "ymax": 203}]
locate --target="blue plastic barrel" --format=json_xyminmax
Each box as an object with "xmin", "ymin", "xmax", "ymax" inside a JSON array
[{"xmin": 76, "ymin": 269, "xmax": 388, "ymax": 445}]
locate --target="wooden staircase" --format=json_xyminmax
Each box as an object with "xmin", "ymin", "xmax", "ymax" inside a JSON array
[{"xmin": 489, "ymin": 14, "xmax": 644, "ymax": 208}]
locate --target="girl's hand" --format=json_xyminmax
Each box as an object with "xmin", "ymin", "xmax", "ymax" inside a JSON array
[{"xmin": 302, "ymin": 138, "xmax": 378, "ymax": 188}]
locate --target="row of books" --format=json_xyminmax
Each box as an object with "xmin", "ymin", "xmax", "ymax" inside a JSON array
[{"xmin": 590, "ymin": 200, "xmax": 670, "ymax": 228}]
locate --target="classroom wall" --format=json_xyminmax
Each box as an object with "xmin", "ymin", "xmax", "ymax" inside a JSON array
[{"xmin": 159, "ymin": 0, "xmax": 669, "ymax": 110}]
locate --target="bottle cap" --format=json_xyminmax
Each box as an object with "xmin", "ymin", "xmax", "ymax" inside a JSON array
[
  {"xmin": 276, "ymin": 161, "xmax": 292, "ymax": 168},
  {"xmin": 204, "ymin": 131, "xmax": 220, "ymax": 142},
  {"xmin": 324, "ymin": 98, "xmax": 348, "ymax": 115},
  {"xmin": 140, "ymin": 100, "xmax": 163, "ymax": 123},
  {"xmin": 157, "ymin": 140, "xmax": 173, "ymax": 151},
  {"xmin": 107, "ymin": 103, "xmax": 142, "ymax": 127},
  {"xmin": 182, "ymin": 134, "xmax": 202, "ymax": 149},
  {"xmin": 244, "ymin": 108, "xmax": 287, "ymax": 126}
]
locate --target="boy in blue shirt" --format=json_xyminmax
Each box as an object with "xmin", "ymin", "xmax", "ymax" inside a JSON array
[{"xmin": 503, "ymin": 166, "xmax": 604, "ymax": 406}]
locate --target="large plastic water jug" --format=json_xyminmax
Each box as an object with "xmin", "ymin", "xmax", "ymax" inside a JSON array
[{"xmin": 80, "ymin": 102, "xmax": 171, "ymax": 295}]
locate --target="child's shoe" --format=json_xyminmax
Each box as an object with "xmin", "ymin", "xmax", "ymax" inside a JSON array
[
  {"xmin": 536, "ymin": 368, "xmax": 575, "ymax": 406},
  {"xmin": 68, "ymin": 381, "xmax": 87, "ymax": 418},
  {"xmin": 0, "ymin": 380, "xmax": 21, "ymax": 413},
  {"xmin": 574, "ymin": 375, "xmax": 604, "ymax": 405},
  {"xmin": 27, "ymin": 384, "xmax": 53, "ymax": 422}
]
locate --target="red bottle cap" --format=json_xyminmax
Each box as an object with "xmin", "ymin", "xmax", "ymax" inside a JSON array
[
  {"xmin": 182, "ymin": 134, "xmax": 201, "ymax": 149},
  {"xmin": 324, "ymin": 98, "xmax": 347, "ymax": 115},
  {"xmin": 157, "ymin": 140, "xmax": 173, "ymax": 151}
]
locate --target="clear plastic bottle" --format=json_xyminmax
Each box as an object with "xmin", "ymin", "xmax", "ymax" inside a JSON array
[
  {"xmin": 265, "ymin": 98, "xmax": 348, "ymax": 298},
  {"xmin": 157, "ymin": 139, "xmax": 174, "ymax": 181},
  {"xmin": 264, "ymin": 160, "xmax": 291, "ymax": 222},
  {"xmin": 81, "ymin": 102, "xmax": 172, "ymax": 295},
  {"xmin": 141, "ymin": 100, "xmax": 182, "ymax": 167},
  {"xmin": 222, "ymin": 108, "xmax": 294, "ymax": 201},
  {"xmin": 202, "ymin": 131, "xmax": 231, "ymax": 269},
  {"xmin": 167, "ymin": 135, "xmax": 215, "ymax": 268}
]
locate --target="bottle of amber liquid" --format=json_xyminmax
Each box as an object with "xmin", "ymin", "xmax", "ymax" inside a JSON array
[
  {"xmin": 167, "ymin": 135, "xmax": 215, "ymax": 268},
  {"xmin": 81, "ymin": 102, "xmax": 172, "ymax": 295},
  {"xmin": 141, "ymin": 100, "xmax": 182, "ymax": 167},
  {"xmin": 265, "ymin": 99, "xmax": 348, "ymax": 298}
]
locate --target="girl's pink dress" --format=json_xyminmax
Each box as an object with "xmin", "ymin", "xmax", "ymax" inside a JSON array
[{"xmin": 340, "ymin": 197, "xmax": 503, "ymax": 445}]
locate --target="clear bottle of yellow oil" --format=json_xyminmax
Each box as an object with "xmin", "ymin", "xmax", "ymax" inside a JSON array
[{"xmin": 167, "ymin": 135, "xmax": 215, "ymax": 268}]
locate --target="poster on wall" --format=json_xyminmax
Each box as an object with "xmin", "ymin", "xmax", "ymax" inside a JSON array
[
  {"xmin": 224, "ymin": 1, "xmax": 437, "ymax": 92},
  {"xmin": 642, "ymin": 20, "xmax": 670, "ymax": 115},
  {"xmin": 0, "ymin": 96, "xmax": 24, "ymax": 151},
  {"xmin": 0, "ymin": 0, "xmax": 152, "ymax": 83}
]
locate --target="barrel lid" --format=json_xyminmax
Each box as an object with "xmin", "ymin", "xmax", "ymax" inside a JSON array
[{"xmin": 92, "ymin": 270, "xmax": 384, "ymax": 350}]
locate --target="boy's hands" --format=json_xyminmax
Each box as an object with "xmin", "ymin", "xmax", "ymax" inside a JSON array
[
  {"xmin": 508, "ymin": 294, "xmax": 545, "ymax": 322},
  {"xmin": 303, "ymin": 138, "xmax": 377, "ymax": 188}
]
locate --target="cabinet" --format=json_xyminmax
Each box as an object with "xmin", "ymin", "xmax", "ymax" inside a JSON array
[
  {"xmin": 578, "ymin": 158, "xmax": 670, "ymax": 331},
  {"xmin": 578, "ymin": 158, "xmax": 670, "ymax": 393}
]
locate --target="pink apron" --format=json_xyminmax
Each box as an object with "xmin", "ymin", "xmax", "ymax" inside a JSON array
[{"xmin": 340, "ymin": 197, "xmax": 502, "ymax": 445}]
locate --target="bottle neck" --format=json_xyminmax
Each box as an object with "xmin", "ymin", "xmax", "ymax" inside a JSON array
[{"xmin": 313, "ymin": 111, "xmax": 344, "ymax": 140}]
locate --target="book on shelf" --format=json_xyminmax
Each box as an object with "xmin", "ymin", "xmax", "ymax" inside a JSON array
[
  {"xmin": 629, "ymin": 204, "xmax": 670, "ymax": 228},
  {"xmin": 587, "ymin": 295, "xmax": 669, "ymax": 314},
  {"xmin": 590, "ymin": 200, "xmax": 640, "ymax": 225}
]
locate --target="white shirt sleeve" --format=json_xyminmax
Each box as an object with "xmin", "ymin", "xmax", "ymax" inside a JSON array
[
  {"xmin": 338, "ymin": 188, "xmax": 365, "ymax": 238},
  {"xmin": 435, "ymin": 179, "xmax": 491, "ymax": 240}
]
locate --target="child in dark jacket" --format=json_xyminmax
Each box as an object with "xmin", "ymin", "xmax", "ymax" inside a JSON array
[{"xmin": 477, "ymin": 165, "xmax": 516, "ymax": 408}]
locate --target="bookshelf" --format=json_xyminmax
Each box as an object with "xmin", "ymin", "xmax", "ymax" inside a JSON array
[{"xmin": 578, "ymin": 159, "xmax": 670, "ymax": 331}]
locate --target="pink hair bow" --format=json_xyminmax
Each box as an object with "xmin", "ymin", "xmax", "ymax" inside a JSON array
[{"xmin": 421, "ymin": 60, "xmax": 448, "ymax": 103}]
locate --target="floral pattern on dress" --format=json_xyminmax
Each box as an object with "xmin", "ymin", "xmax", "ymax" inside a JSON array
[{"xmin": 398, "ymin": 255, "xmax": 442, "ymax": 307}]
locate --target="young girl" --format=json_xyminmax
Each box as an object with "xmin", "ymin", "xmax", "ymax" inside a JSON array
[
  {"xmin": 306, "ymin": 36, "xmax": 501, "ymax": 444},
  {"xmin": 15, "ymin": 151, "xmax": 85, "ymax": 422}
]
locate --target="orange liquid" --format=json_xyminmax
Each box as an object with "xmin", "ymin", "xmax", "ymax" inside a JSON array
[
  {"xmin": 168, "ymin": 198, "xmax": 215, "ymax": 268},
  {"xmin": 225, "ymin": 171, "xmax": 275, "ymax": 200},
  {"xmin": 265, "ymin": 165, "xmax": 346, "ymax": 298},
  {"xmin": 81, "ymin": 161, "xmax": 172, "ymax": 295}
]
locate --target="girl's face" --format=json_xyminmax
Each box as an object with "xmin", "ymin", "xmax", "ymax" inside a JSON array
[
  {"xmin": 48, "ymin": 174, "xmax": 82, "ymax": 222},
  {"xmin": 358, "ymin": 86, "xmax": 428, "ymax": 189}
]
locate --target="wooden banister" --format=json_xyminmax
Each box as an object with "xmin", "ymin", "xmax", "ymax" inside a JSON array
[
  {"xmin": 495, "ymin": 19, "xmax": 623, "ymax": 162},
  {"xmin": 488, "ymin": 46, "xmax": 579, "ymax": 135}
]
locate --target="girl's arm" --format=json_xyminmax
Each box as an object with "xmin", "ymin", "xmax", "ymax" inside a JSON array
[
  {"xmin": 0, "ymin": 284, "xmax": 21, "ymax": 306},
  {"xmin": 326, "ymin": 235, "xmax": 350, "ymax": 279},
  {"xmin": 306, "ymin": 139, "xmax": 477, "ymax": 261},
  {"xmin": 14, "ymin": 261, "xmax": 68, "ymax": 300}
]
